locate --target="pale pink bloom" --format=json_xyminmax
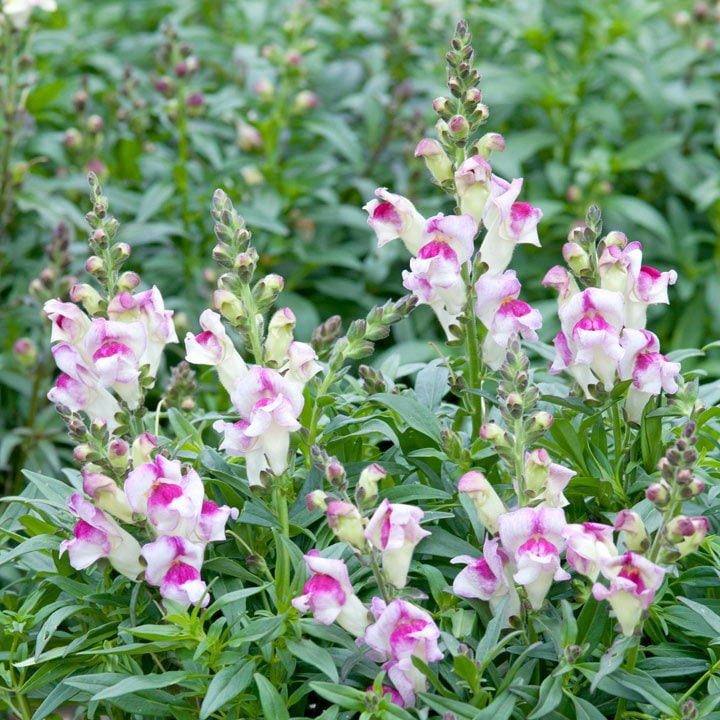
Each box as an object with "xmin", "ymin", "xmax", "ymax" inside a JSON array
[
  {"xmin": 326, "ymin": 500, "xmax": 368, "ymax": 551},
  {"xmin": 592, "ymin": 552, "xmax": 665, "ymax": 636},
  {"xmin": 451, "ymin": 537, "xmax": 521, "ymax": 622},
  {"xmin": 44, "ymin": 299, "xmax": 92, "ymax": 345},
  {"xmin": 454, "ymin": 156, "xmax": 493, "ymax": 224},
  {"xmin": 82, "ymin": 469, "xmax": 134, "ymax": 523},
  {"xmin": 47, "ymin": 372, "xmax": 122, "ymax": 427},
  {"xmin": 141, "ymin": 535, "xmax": 208, "ymax": 608},
  {"xmin": 188, "ymin": 500, "xmax": 239, "ymax": 543},
  {"xmin": 457, "ymin": 470, "xmax": 506, "ymax": 534},
  {"xmin": 523, "ymin": 449, "xmax": 575, "ymax": 508},
  {"xmin": 284, "ymin": 341, "xmax": 322, "ymax": 384},
  {"xmin": 551, "ymin": 288, "xmax": 625, "ymax": 394},
  {"xmin": 125, "ymin": 456, "xmax": 204, "ymax": 537},
  {"xmin": 216, "ymin": 367, "xmax": 304, "ymax": 485},
  {"xmin": 107, "ymin": 286, "xmax": 178, "ymax": 377},
  {"xmin": 292, "ymin": 550, "xmax": 370, "ymax": 637},
  {"xmin": 185, "ymin": 309, "xmax": 248, "ymax": 394},
  {"xmin": 364, "ymin": 499, "xmax": 431, "ymax": 588},
  {"xmin": 479, "ymin": 176, "xmax": 542, "ymax": 275},
  {"xmin": 364, "ymin": 597, "xmax": 443, "ymax": 706},
  {"xmin": 563, "ymin": 523, "xmax": 617, "ymax": 582},
  {"xmin": 666, "ymin": 515, "xmax": 710, "ymax": 557},
  {"xmin": 422, "ymin": 213, "xmax": 477, "ymax": 264},
  {"xmin": 498, "ymin": 506, "xmax": 570, "ymax": 609},
  {"xmin": 364, "ymin": 188, "xmax": 426, "ymax": 255},
  {"xmin": 474, "ymin": 271, "xmax": 542, "ymax": 369},
  {"xmin": 402, "ymin": 240, "xmax": 466, "ymax": 340},
  {"xmin": 542, "ymin": 265, "xmax": 579, "ymax": 304},
  {"xmin": 60, "ymin": 494, "xmax": 143, "ymax": 580},
  {"xmin": 619, "ymin": 329, "xmax": 680, "ymax": 423},
  {"xmin": 597, "ymin": 240, "xmax": 637, "ymax": 294},
  {"xmin": 613, "ymin": 510, "xmax": 650, "ymax": 553},
  {"xmin": 263, "ymin": 308, "xmax": 296, "ymax": 366}
]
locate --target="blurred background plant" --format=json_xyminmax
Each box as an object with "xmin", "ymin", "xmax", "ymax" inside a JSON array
[{"xmin": 1, "ymin": 0, "xmax": 719, "ymax": 489}]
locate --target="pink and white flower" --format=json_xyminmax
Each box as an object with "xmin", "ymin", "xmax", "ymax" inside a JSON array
[
  {"xmin": 292, "ymin": 550, "xmax": 369, "ymax": 637},
  {"xmin": 364, "ymin": 499, "xmax": 431, "ymax": 588},
  {"xmin": 285, "ymin": 341, "xmax": 322, "ymax": 384},
  {"xmin": 82, "ymin": 469, "xmax": 134, "ymax": 523},
  {"xmin": 422, "ymin": 213, "xmax": 477, "ymax": 265},
  {"xmin": 451, "ymin": 537, "xmax": 521, "ymax": 622},
  {"xmin": 498, "ymin": 506, "xmax": 570, "ymax": 609},
  {"xmin": 474, "ymin": 271, "xmax": 542, "ymax": 369},
  {"xmin": 125, "ymin": 456, "xmax": 204, "ymax": 536},
  {"xmin": 455, "ymin": 155, "xmax": 493, "ymax": 224},
  {"xmin": 523, "ymin": 449, "xmax": 575, "ymax": 508},
  {"xmin": 364, "ymin": 189, "xmax": 426, "ymax": 255},
  {"xmin": 190, "ymin": 500, "xmax": 239, "ymax": 544},
  {"xmin": 478, "ymin": 176, "xmax": 542, "ymax": 276},
  {"xmin": 60, "ymin": 493, "xmax": 143, "ymax": 580},
  {"xmin": 563, "ymin": 522, "xmax": 617, "ymax": 582},
  {"xmin": 614, "ymin": 510, "xmax": 650, "ymax": 553},
  {"xmin": 185, "ymin": 309, "xmax": 248, "ymax": 394},
  {"xmin": 47, "ymin": 372, "xmax": 122, "ymax": 427},
  {"xmin": 326, "ymin": 500, "xmax": 368, "ymax": 552},
  {"xmin": 619, "ymin": 329, "xmax": 680, "ymax": 423},
  {"xmin": 215, "ymin": 366, "xmax": 304, "ymax": 486},
  {"xmin": 364, "ymin": 598, "xmax": 443, "ymax": 707},
  {"xmin": 44, "ymin": 299, "xmax": 92, "ymax": 345},
  {"xmin": 592, "ymin": 552, "xmax": 665, "ymax": 636},
  {"xmin": 141, "ymin": 535, "xmax": 208, "ymax": 608},
  {"xmin": 402, "ymin": 240, "xmax": 466, "ymax": 340}
]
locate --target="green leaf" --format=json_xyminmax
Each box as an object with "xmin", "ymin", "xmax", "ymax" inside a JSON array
[
  {"xmin": 206, "ymin": 584, "xmax": 270, "ymax": 613},
  {"xmin": 612, "ymin": 133, "xmax": 683, "ymax": 171},
  {"xmin": 0, "ymin": 535, "xmax": 59, "ymax": 566},
  {"xmin": 228, "ymin": 614, "xmax": 286, "ymax": 646},
  {"xmin": 610, "ymin": 669, "xmax": 679, "ymax": 716},
  {"xmin": 679, "ymin": 597, "xmax": 720, "ymax": 636},
  {"xmin": 34, "ymin": 604, "xmax": 85, "ymax": 660},
  {"xmin": 90, "ymin": 670, "xmax": 190, "ymax": 700},
  {"xmin": 566, "ymin": 692, "xmax": 607, "ymax": 720},
  {"xmin": 470, "ymin": 691, "xmax": 517, "ymax": 720},
  {"xmin": 31, "ymin": 682, "xmax": 80, "ymax": 720},
  {"xmin": 529, "ymin": 674, "xmax": 563, "ymax": 719},
  {"xmin": 286, "ymin": 637, "xmax": 339, "ymax": 682},
  {"xmin": 309, "ymin": 681, "xmax": 366, "ymax": 711},
  {"xmin": 199, "ymin": 660, "xmax": 255, "ymax": 719},
  {"xmin": 370, "ymin": 393, "xmax": 442, "ymax": 443},
  {"xmin": 590, "ymin": 635, "xmax": 636, "ymax": 692},
  {"xmin": 255, "ymin": 673, "xmax": 290, "ymax": 720},
  {"xmin": 415, "ymin": 361, "xmax": 450, "ymax": 409}
]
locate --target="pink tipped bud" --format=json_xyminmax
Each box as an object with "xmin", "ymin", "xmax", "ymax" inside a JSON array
[
  {"xmin": 293, "ymin": 90, "xmax": 318, "ymax": 113},
  {"xmin": 562, "ymin": 242, "xmax": 592, "ymax": 275},
  {"xmin": 448, "ymin": 114, "xmax": 470, "ymax": 140},
  {"xmin": 117, "ymin": 271, "xmax": 141, "ymax": 291},
  {"xmin": 108, "ymin": 438, "xmax": 129, "ymax": 469},
  {"xmin": 70, "ymin": 283, "xmax": 104, "ymax": 316},
  {"xmin": 64, "ymin": 128, "xmax": 82, "ymax": 149},
  {"xmin": 356, "ymin": 463, "xmax": 385, "ymax": 508},
  {"xmin": 646, "ymin": 481, "xmax": 671, "ymax": 507},
  {"xmin": 131, "ymin": 432, "xmax": 157, "ymax": 467},
  {"xmin": 13, "ymin": 337, "xmax": 37, "ymax": 367},
  {"xmin": 86, "ymin": 115, "xmax": 104, "ymax": 133},
  {"xmin": 306, "ymin": 490, "xmax": 329, "ymax": 512},
  {"xmin": 414, "ymin": 138, "xmax": 453, "ymax": 183},
  {"xmin": 85, "ymin": 256, "xmax": 105, "ymax": 274}
]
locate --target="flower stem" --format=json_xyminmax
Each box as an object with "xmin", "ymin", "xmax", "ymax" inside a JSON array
[{"xmin": 272, "ymin": 476, "xmax": 292, "ymax": 611}]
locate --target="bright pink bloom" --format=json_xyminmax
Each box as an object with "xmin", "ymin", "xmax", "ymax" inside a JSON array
[
  {"xmin": 475, "ymin": 271, "xmax": 542, "ymax": 369},
  {"xmin": 619, "ymin": 329, "xmax": 680, "ymax": 423},
  {"xmin": 422, "ymin": 213, "xmax": 476, "ymax": 264},
  {"xmin": 498, "ymin": 507, "xmax": 570, "ymax": 609},
  {"xmin": 141, "ymin": 535, "xmax": 208, "ymax": 608},
  {"xmin": 592, "ymin": 552, "xmax": 665, "ymax": 636},
  {"xmin": 185, "ymin": 309, "xmax": 248, "ymax": 394},
  {"xmin": 125, "ymin": 456, "xmax": 204, "ymax": 536},
  {"xmin": 479, "ymin": 176, "xmax": 542, "ymax": 275},
  {"xmin": 364, "ymin": 188, "xmax": 426, "ymax": 255},
  {"xmin": 402, "ymin": 240, "xmax": 465, "ymax": 340},
  {"xmin": 292, "ymin": 550, "xmax": 369, "ymax": 637},
  {"xmin": 563, "ymin": 522, "xmax": 617, "ymax": 581},
  {"xmin": 364, "ymin": 598, "xmax": 443, "ymax": 707},
  {"xmin": 364, "ymin": 499, "xmax": 431, "ymax": 588},
  {"xmin": 60, "ymin": 493, "xmax": 143, "ymax": 580}
]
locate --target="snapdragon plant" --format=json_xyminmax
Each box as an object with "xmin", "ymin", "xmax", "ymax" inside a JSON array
[{"xmin": 1, "ymin": 18, "xmax": 719, "ymax": 720}]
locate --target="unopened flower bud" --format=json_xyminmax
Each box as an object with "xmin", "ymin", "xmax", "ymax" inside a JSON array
[
  {"xmin": 432, "ymin": 96, "xmax": 452, "ymax": 116},
  {"xmin": 414, "ymin": 138, "xmax": 454, "ymax": 183},
  {"xmin": 108, "ymin": 438, "xmax": 129, "ymax": 469},
  {"xmin": 356, "ymin": 463, "xmax": 384, "ymax": 508},
  {"xmin": 117, "ymin": 271, "xmax": 141, "ymax": 291},
  {"xmin": 562, "ymin": 242, "xmax": 592, "ymax": 276},
  {"xmin": 448, "ymin": 115, "xmax": 470, "ymax": 140},
  {"xmin": 470, "ymin": 132, "xmax": 505, "ymax": 159},
  {"xmin": 85, "ymin": 256, "xmax": 106, "ymax": 275},
  {"xmin": 70, "ymin": 283, "xmax": 104, "ymax": 316},
  {"xmin": 292, "ymin": 90, "xmax": 318, "ymax": 113},
  {"xmin": 252, "ymin": 78, "xmax": 274, "ymax": 101},
  {"xmin": 646, "ymin": 481, "xmax": 671, "ymax": 507},
  {"xmin": 326, "ymin": 500, "xmax": 368, "ymax": 551},
  {"xmin": 687, "ymin": 477, "xmax": 705, "ymax": 497},
  {"xmin": 213, "ymin": 289, "xmax": 245, "ymax": 324},
  {"xmin": 155, "ymin": 76, "xmax": 173, "ymax": 95},
  {"xmin": 447, "ymin": 76, "xmax": 462, "ymax": 98},
  {"xmin": 64, "ymin": 128, "xmax": 82, "ymax": 149},
  {"xmin": 325, "ymin": 458, "xmax": 346, "ymax": 489},
  {"xmin": 463, "ymin": 87, "xmax": 482, "ymax": 105},
  {"xmin": 237, "ymin": 123, "xmax": 263, "ymax": 151},
  {"xmin": 306, "ymin": 490, "xmax": 329, "ymax": 512},
  {"xmin": 525, "ymin": 411, "xmax": 554, "ymax": 434},
  {"xmin": 131, "ymin": 432, "xmax": 157, "ymax": 467},
  {"xmin": 13, "ymin": 337, "xmax": 37, "ymax": 367},
  {"xmin": 666, "ymin": 447, "xmax": 682, "ymax": 466},
  {"xmin": 73, "ymin": 89, "xmax": 89, "ymax": 111},
  {"xmin": 657, "ymin": 457, "xmax": 674, "ymax": 481},
  {"xmin": 186, "ymin": 92, "xmax": 205, "ymax": 110},
  {"xmin": 111, "ymin": 242, "xmax": 131, "ymax": 263},
  {"xmin": 505, "ymin": 392, "xmax": 524, "ymax": 419},
  {"xmin": 458, "ymin": 471, "xmax": 506, "ymax": 534},
  {"xmin": 264, "ymin": 308, "xmax": 295, "ymax": 365},
  {"xmin": 614, "ymin": 510, "xmax": 649, "ymax": 553},
  {"xmin": 73, "ymin": 443, "xmax": 98, "ymax": 463},
  {"xmin": 676, "ymin": 467, "xmax": 694, "ymax": 485},
  {"xmin": 603, "ymin": 231, "xmax": 627, "ymax": 249},
  {"xmin": 86, "ymin": 114, "xmax": 104, "ymax": 133},
  {"xmin": 252, "ymin": 273, "xmax": 284, "ymax": 307},
  {"xmin": 480, "ymin": 422, "xmax": 510, "ymax": 447}
]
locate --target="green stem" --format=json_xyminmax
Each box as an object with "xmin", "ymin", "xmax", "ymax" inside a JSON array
[
  {"xmin": 614, "ymin": 639, "xmax": 640, "ymax": 720},
  {"xmin": 239, "ymin": 283, "xmax": 264, "ymax": 363},
  {"xmin": 8, "ymin": 634, "xmax": 32, "ymax": 720},
  {"xmin": 513, "ymin": 415, "xmax": 528, "ymax": 506},
  {"xmin": 462, "ymin": 267, "xmax": 484, "ymax": 436},
  {"xmin": 272, "ymin": 477, "xmax": 291, "ymax": 612},
  {"xmin": 370, "ymin": 554, "xmax": 392, "ymax": 605},
  {"xmin": 678, "ymin": 656, "xmax": 720, "ymax": 704},
  {"xmin": 306, "ymin": 369, "xmax": 336, "ymax": 450}
]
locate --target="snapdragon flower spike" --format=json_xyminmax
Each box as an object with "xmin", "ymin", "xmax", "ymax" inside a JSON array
[
  {"xmin": 592, "ymin": 552, "xmax": 665, "ymax": 636},
  {"xmin": 402, "ymin": 241, "xmax": 466, "ymax": 340},
  {"xmin": 562, "ymin": 522, "xmax": 617, "ymax": 582},
  {"xmin": 458, "ymin": 470, "xmax": 506, "ymax": 534},
  {"xmin": 551, "ymin": 288, "xmax": 625, "ymax": 394},
  {"xmin": 364, "ymin": 597, "xmax": 443, "ymax": 707},
  {"xmin": 215, "ymin": 366, "xmax": 304, "ymax": 486},
  {"xmin": 478, "ymin": 176, "xmax": 542, "ymax": 276},
  {"xmin": 455, "ymin": 155, "xmax": 493, "ymax": 225},
  {"xmin": 125, "ymin": 455, "xmax": 204, "ymax": 536},
  {"xmin": 141, "ymin": 535, "xmax": 209, "ymax": 608},
  {"xmin": 107, "ymin": 286, "xmax": 178, "ymax": 378},
  {"xmin": 185, "ymin": 309, "xmax": 248, "ymax": 394},
  {"xmin": 498, "ymin": 506, "xmax": 570, "ymax": 610},
  {"xmin": 364, "ymin": 188, "xmax": 426, "ymax": 255},
  {"xmin": 60, "ymin": 493, "xmax": 143, "ymax": 580},
  {"xmin": 451, "ymin": 537, "xmax": 521, "ymax": 623},
  {"xmin": 619, "ymin": 328, "xmax": 680, "ymax": 423},
  {"xmin": 474, "ymin": 271, "xmax": 542, "ymax": 369},
  {"xmin": 364, "ymin": 499, "xmax": 431, "ymax": 588},
  {"xmin": 292, "ymin": 550, "xmax": 370, "ymax": 637}
]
